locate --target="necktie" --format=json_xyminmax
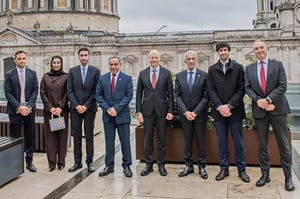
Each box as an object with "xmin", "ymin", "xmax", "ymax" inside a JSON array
[
  {"xmin": 260, "ymin": 61, "xmax": 266, "ymax": 94},
  {"xmin": 188, "ymin": 71, "xmax": 193, "ymax": 91},
  {"xmin": 223, "ymin": 63, "xmax": 227, "ymax": 74},
  {"xmin": 152, "ymin": 69, "xmax": 157, "ymax": 89},
  {"xmin": 82, "ymin": 67, "xmax": 86, "ymax": 83},
  {"xmin": 20, "ymin": 69, "xmax": 25, "ymax": 103},
  {"xmin": 111, "ymin": 74, "xmax": 116, "ymax": 94}
]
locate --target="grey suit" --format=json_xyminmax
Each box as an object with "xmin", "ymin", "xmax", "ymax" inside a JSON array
[
  {"xmin": 245, "ymin": 59, "xmax": 292, "ymax": 178},
  {"xmin": 174, "ymin": 68, "xmax": 208, "ymax": 168},
  {"xmin": 136, "ymin": 65, "xmax": 174, "ymax": 165}
]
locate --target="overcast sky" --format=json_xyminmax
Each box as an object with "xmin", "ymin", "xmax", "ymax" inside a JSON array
[{"xmin": 118, "ymin": 0, "xmax": 257, "ymax": 33}]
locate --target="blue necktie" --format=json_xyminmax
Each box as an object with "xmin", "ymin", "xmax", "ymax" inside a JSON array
[
  {"xmin": 188, "ymin": 71, "xmax": 193, "ymax": 91},
  {"xmin": 82, "ymin": 67, "xmax": 86, "ymax": 83}
]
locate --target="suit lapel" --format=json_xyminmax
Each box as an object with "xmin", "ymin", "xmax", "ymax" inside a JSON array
[
  {"xmin": 113, "ymin": 72, "xmax": 122, "ymax": 95},
  {"xmin": 192, "ymin": 69, "xmax": 201, "ymax": 91},
  {"xmin": 146, "ymin": 67, "xmax": 152, "ymax": 88}
]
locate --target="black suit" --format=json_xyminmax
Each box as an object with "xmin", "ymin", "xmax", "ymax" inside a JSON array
[
  {"xmin": 175, "ymin": 69, "xmax": 208, "ymax": 168},
  {"xmin": 136, "ymin": 65, "xmax": 174, "ymax": 165},
  {"xmin": 4, "ymin": 67, "xmax": 38, "ymax": 164},
  {"xmin": 67, "ymin": 65, "xmax": 100, "ymax": 165},
  {"xmin": 245, "ymin": 59, "xmax": 292, "ymax": 178}
]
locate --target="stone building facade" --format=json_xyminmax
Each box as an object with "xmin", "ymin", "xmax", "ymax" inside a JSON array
[{"xmin": 0, "ymin": 0, "xmax": 299, "ymax": 84}]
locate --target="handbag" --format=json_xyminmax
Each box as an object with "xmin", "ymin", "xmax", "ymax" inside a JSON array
[{"xmin": 49, "ymin": 114, "xmax": 66, "ymax": 132}]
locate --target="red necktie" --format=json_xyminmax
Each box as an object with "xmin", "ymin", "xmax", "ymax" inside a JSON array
[
  {"xmin": 111, "ymin": 74, "xmax": 116, "ymax": 94},
  {"xmin": 260, "ymin": 61, "xmax": 266, "ymax": 94},
  {"xmin": 152, "ymin": 70, "xmax": 157, "ymax": 89}
]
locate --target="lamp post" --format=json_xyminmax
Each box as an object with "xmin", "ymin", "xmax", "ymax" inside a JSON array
[{"xmin": 151, "ymin": 25, "xmax": 167, "ymax": 39}]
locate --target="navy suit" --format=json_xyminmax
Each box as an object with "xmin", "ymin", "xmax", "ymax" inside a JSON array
[
  {"xmin": 67, "ymin": 65, "xmax": 100, "ymax": 165},
  {"xmin": 96, "ymin": 71, "xmax": 133, "ymax": 168},
  {"xmin": 175, "ymin": 69, "xmax": 208, "ymax": 168},
  {"xmin": 136, "ymin": 65, "xmax": 174, "ymax": 165},
  {"xmin": 4, "ymin": 67, "xmax": 38, "ymax": 164},
  {"xmin": 245, "ymin": 59, "xmax": 292, "ymax": 178}
]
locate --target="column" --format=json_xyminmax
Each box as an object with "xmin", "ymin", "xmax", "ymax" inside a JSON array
[
  {"xmin": 3, "ymin": 1, "xmax": 6, "ymax": 12},
  {"xmin": 90, "ymin": 0, "xmax": 96, "ymax": 12},
  {"xmin": 9, "ymin": 0, "xmax": 12, "ymax": 10},
  {"xmin": 0, "ymin": 1, "xmax": 2, "ymax": 12},
  {"xmin": 79, "ymin": 0, "xmax": 84, "ymax": 9},
  {"xmin": 40, "ymin": 0, "xmax": 45, "ymax": 7},
  {"xmin": 28, "ymin": 0, "xmax": 33, "ymax": 8},
  {"xmin": 17, "ymin": 0, "xmax": 21, "ymax": 10}
]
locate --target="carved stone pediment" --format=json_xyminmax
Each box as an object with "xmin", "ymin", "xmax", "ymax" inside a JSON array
[
  {"xmin": 123, "ymin": 55, "xmax": 138, "ymax": 65},
  {"xmin": 160, "ymin": 53, "xmax": 173, "ymax": 65}
]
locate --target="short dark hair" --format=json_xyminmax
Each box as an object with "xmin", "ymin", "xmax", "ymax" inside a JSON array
[
  {"xmin": 215, "ymin": 41, "xmax": 231, "ymax": 52},
  {"xmin": 15, "ymin": 50, "xmax": 26, "ymax": 58},
  {"xmin": 78, "ymin": 47, "xmax": 90, "ymax": 55}
]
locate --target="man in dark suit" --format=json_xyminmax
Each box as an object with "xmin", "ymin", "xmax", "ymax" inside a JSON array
[
  {"xmin": 67, "ymin": 47, "xmax": 100, "ymax": 173},
  {"xmin": 245, "ymin": 40, "xmax": 295, "ymax": 191},
  {"xmin": 175, "ymin": 51, "xmax": 208, "ymax": 179},
  {"xmin": 4, "ymin": 50, "xmax": 38, "ymax": 172},
  {"xmin": 96, "ymin": 56, "xmax": 133, "ymax": 177},
  {"xmin": 207, "ymin": 41, "xmax": 250, "ymax": 183},
  {"xmin": 136, "ymin": 49, "xmax": 174, "ymax": 176}
]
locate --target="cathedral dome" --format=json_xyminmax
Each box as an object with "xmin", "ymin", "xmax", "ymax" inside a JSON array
[{"xmin": 0, "ymin": 0, "xmax": 119, "ymax": 33}]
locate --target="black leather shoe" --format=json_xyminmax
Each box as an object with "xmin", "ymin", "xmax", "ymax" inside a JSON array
[
  {"xmin": 26, "ymin": 163, "xmax": 37, "ymax": 172},
  {"xmin": 256, "ymin": 174, "xmax": 270, "ymax": 187},
  {"xmin": 178, "ymin": 166, "xmax": 194, "ymax": 177},
  {"xmin": 140, "ymin": 165, "xmax": 153, "ymax": 176},
  {"xmin": 215, "ymin": 169, "xmax": 229, "ymax": 181},
  {"xmin": 238, "ymin": 171, "xmax": 250, "ymax": 183},
  {"xmin": 58, "ymin": 164, "xmax": 65, "ymax": 171},
  {"xmin": 68, "ymin": 163, "xmax": 82, "ymax": 172},
  {"xmin": 158, "ymin": 166, "xmax": 168, "ymax": 176},
  {"xmin": 49, "ymin": 167, "xmax": 55, "ymax": 172},
  {"xmin": 123, "ymin": 167, "xmax": 133, "ymax": 177},
  {"xmin": 88, "ymin": 163, "xmax": 95, "ymax": 173},
  {"xmin": 285, "ymin": 177, "xmax": 295, "ymax": 191},
  {"xmin": 99, "ymin": 167, "xmax": 114, "ymax": 177},
  {"xmin": 199, "ymin": 168, "xmax": 208, "ymax": 179}
]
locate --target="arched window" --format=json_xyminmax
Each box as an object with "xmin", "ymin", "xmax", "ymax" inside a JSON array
[{"xmin": 270, "ymin": 23, "xmax": 276, "ymax": 28}]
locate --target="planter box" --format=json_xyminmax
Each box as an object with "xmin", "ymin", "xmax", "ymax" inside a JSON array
[
  {"xmin": 0, "ymin": 137, "xmax": 24, "ymax": 186},
  {"xmin": 135, "ymin": 126, "xmax": 291, "ymax": 166}
]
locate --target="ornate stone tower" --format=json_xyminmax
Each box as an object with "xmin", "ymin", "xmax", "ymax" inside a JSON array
[
  {"xmin": 253, "ymin": 0, "xmax": 280, "ymax": 28},
  {"xmin": 0, "ymin": 0, "xmax": 119, "ymax": 32},
  {"xmin": 253, "ymin": 0, "xmax": 300, "ymax": 36}
]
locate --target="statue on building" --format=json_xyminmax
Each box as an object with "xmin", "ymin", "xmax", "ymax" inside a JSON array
[
  {"xmin": 33, "ymin": 20, "xmax": 41, "ymax": 33},
  {"xmin": 6, "ymin": 10, "xmax": 13, "ymax": 25},
  {"xmin": 66, "ymin": 22, "xmax": 74, "ymax": 33}
]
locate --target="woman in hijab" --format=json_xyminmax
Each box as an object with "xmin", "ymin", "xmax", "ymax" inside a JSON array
[{"xmin": 40, "ymin": 55, "xmax": 69, "ymax": 172}]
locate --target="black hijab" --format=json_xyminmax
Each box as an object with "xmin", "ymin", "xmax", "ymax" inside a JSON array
[{"xmin": 47, "ymin": 55, "xmax": 66, "ymax": 76}]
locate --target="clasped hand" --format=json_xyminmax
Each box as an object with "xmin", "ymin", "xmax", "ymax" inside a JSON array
[
  {"xmin": 218, "ymin": 104, "xmax": 232, "ymax": 117},
  {"xmin": 257, "ymin": 99, "xmax": 275, "ymax": 111}
]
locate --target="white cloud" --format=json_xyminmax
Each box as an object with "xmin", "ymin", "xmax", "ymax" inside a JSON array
[{"xmin": 118, "ymin": 0, "xmax": 257, "ymax": 33}]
